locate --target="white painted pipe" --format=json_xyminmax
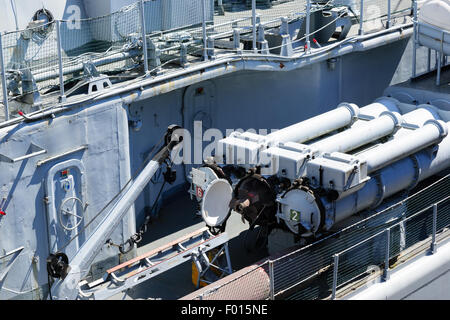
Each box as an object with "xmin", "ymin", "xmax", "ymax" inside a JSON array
[
  {"xmin": 361, "ymin": 119, "xmax": 448, "ymax": 173},
  {"xmin": 33, "ymin": 49, "xmax": 142, "ymax": 83},
  {"xmin": 51, "ymin": 159, "xmax": 162, "ymax": 300},
  {"xmin": 333, "ymin": 121, "xmax": 450, "ymax": 224}
]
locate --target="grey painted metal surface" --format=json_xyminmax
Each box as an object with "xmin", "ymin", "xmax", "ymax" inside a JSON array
[
  {"xmin": 0, "ymin": 0, "xmax": 415, "ymax": 123},
  {"xmin": 128, "ymin": 36, "xmax": 413, "ymax": 221},
  {"xmin": 0, "ymin": 246, "xmax": 23, "ymax": 282},
  {"xmin": 51, "ymin": 123, "xmax": 182, "ymax": 299}
]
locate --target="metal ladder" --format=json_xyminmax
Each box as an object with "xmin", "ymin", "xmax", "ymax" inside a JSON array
[{"xmin": 77, "ymin": 227, "xmax": 232, "ymax": 300}]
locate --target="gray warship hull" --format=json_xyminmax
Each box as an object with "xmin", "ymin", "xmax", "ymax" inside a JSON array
[{"xmin": 0, "ymin": 0, "xmax": 449, "ymax": 300}]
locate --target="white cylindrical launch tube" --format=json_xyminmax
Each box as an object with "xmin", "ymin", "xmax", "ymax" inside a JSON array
[
  {"xmin": 361, "ymin": 119, "xmax": 448, "ymax": 173},
  {"xmin": 310, "ymin": 111, "xmax": 402, "ymax": 154},
  {"xmin": 265, "ymin": 103, "xmax": 360, "ymax": 144}
]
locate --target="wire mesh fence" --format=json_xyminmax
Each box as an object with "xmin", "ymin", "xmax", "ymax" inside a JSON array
[
  {"xmin": 59, "ymin": 2, "xmax": 143, "ymax": 87},
  {"xmin": 0, "ymin": 0, "xmax": 415, "ymax": 122},
  {"xmin": 334, "ymin": 231, "xmax": 388, "ymax": 290},
  {"xmin": 190, "ymin": 173, "xmax": 450, "ymax": 300},
  {"xmin": 437, "ymin": 198, "xmax": 450, "ymax": 231}
]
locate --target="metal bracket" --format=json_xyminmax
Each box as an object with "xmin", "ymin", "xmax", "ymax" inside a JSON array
[
  {"xmin": 233, "ymin": 28, "xmax": 242, "ymax": 54},
  {"xmin": 83, "ymin": 62, "xmax": 100, "ymax": 78},
  {"xmin": 36, "ymin": 145, "xmax": 88, "ymax": 167},
  {"xmin": 0, "ymin": 246, "xmax": 24, "ymax": 282},
  {"xmin": 323, "ymin": 7, "xmax": 351, "ymax": 41},
  {"xmin": 5, "ymin": 68, "xmax": 42, "ymax": 106},
  {"xmin": 180, "ymin": 43, "xmax": 189, "ymax": 68}
]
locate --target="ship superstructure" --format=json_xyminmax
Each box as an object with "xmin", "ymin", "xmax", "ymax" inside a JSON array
[{"xmin": 0, "ymin": 0, "xmax": 448, "ymax": 300}]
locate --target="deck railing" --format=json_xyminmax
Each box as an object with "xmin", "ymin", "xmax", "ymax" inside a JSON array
[{"xmin": 0, "ymin": 0, "xmax": 414, "ymax": 123}]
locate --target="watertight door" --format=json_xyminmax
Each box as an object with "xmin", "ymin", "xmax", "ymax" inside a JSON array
[{"xmin": 45, "ymin": 159, "xmax": 87, "ymax": 260}]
